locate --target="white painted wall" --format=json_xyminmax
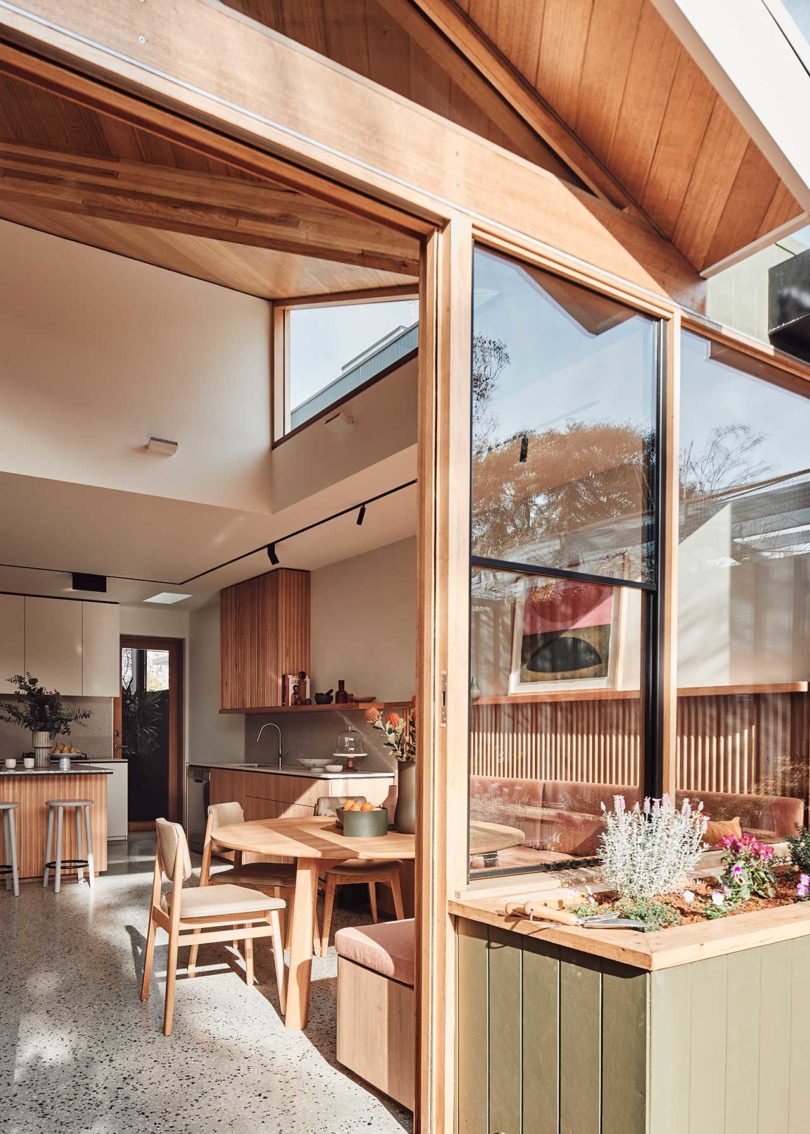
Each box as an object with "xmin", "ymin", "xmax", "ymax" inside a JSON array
[
  {"xmin": 188, "ymin": 602, "xmax": 244, "ymax": 762},
  {"xmin": 310, "ymin": 537, "xmax": 416, "ymax": 703},
  {"xmin": 0, "ymin": 220, "xmax": 272, "ymax": 513}
]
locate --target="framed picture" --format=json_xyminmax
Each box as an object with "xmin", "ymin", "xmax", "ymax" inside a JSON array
[{"xmin": 509, "ymin": 576, "xmax": 623, "ymax": 695}]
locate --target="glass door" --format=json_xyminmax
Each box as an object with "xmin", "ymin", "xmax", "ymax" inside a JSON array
[{"xmin": 115, "ymin": 636, "xmax": 183, "ymax": 825}]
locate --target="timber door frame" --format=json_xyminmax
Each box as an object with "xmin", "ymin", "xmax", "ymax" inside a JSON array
[{"xmin": 114, "ymin": 635, "xmax": 185, "ymax": 825}]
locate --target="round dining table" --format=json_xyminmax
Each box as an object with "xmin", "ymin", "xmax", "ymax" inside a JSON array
[{"xmin": 212, "ymin": 814, "xmax": 523, "ymax": 1029}]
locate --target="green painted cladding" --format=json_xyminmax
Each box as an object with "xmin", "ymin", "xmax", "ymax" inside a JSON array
[{"xmin": 456, "ymin": 919, "xmax": 810, "ymax": 1134}]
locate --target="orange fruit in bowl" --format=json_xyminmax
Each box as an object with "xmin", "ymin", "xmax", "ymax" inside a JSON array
[
  {"xmin": 342, "ymin": 799, "xmax": 357, "ymax": 810},
  {"xmin": 359, "ymin": 802, "xmax": 375, "ymax": 812}
]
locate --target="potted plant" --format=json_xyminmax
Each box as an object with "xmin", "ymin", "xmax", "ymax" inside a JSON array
[
  {"xmin": 365, "ymin": 704, "xmax": 416, "ymax": 833},
  {"xmin": 0, "ymin": 673, "xmax": 91, "ymax": 767}
]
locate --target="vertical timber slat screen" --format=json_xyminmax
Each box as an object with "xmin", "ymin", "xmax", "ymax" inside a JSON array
[{"xmin": 470, "ymin": 692, "xmax": 809, "ymax": 802}]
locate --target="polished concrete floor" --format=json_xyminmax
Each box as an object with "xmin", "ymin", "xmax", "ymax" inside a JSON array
[{"xmin": 0, "ymin": 836, "xmax": 412, "ymax": 1134}]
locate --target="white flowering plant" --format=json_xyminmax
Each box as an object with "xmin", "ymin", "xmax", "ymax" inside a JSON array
[{"xmin": 598, "ymin": 795, "xmax": 708, "ymax": 901}]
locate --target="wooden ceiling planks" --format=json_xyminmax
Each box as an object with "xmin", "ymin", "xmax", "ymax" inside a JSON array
[
  {"xmin": 447, "ymin": 0, "xmax": 803, "ymax": 273},
  {"xmin": 218, "ymin": 0, "xmax": 580, "ymax": 179},
  {"xmin": 0, "ymin": 204, "xmax": 414, "ymax": 299},
  {"xmin": 0, "ymin": 70, "xmax": 418, "ymax": 297}
]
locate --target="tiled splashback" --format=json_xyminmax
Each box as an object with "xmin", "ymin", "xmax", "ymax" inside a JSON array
[
  {"xmin": 0, "ymin": 696, "xmax": 114, "ymax": 759},
  {"xmin": 244, "ymin": 708, "xmax": 397, "ymax": 773}
]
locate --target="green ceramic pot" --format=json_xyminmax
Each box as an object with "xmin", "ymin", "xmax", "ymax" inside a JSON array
[{"xmin": 339, "ymin": 807, "xmax": 388, "ymax": 837}]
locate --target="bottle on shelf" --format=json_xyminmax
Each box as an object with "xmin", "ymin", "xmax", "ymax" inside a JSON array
[{"xmin": 335, "ymin": 679, "xmax": 350, "ymax": 704}]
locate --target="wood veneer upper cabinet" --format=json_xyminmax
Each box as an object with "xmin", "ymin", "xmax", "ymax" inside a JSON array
[{"xmin": 220, "ymin": 568, "xmax": 310, "ymax": 710}]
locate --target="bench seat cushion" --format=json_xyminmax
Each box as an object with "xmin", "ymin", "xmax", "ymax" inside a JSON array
[{"xmin": 335, "ymin": 919, "xmax": 415, "ymax": 987}]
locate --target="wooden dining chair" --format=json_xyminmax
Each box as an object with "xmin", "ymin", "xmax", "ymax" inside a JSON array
[
  {"xmin": 141, "ymin": 818, "xmax": 286, "ymax": 1035},
  {"xmin": 198, "ymin": 800, "xmax": 319, "ymax": 949},
  {"xmin": 315, "ymin": 796, "xmax": 405, "ymax": 958}
]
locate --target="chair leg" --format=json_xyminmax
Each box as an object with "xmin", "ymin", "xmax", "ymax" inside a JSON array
[
  {"xmin": 163, "ymin": 924, "xmax": 180, "ymax": 1036},
  {"xmin": 390, "ymin": 870, "xmax": 405, "ymax": 921},
  {"xmin": 270, "ymin": 911, "xmax": 287, "ymax": 1015},
  {"xmin": 75, "ymin": 808, "xmax": 84, "ymax": 884},
  {"xmin": 368, "ymin": 881, "xmax": 378, "ymax": 924},
  {"xmin": 140, "ymin": 914, "xmax": 157, "ymax": 1001},
  {"xmin": 286, "ymin": 891, "xmax": 295, "ymax": 950},
  {"xmin": 3, "ymin": 813, "xmax": 10, "ymax": 892},
  {"xmin": 43, "ymin": 807, "xmax": 54, "ymax": 888},
  {"xmin": 319, "ymin": 876, "xmax": 336, "ymax": 958},
  {"xmin": 54, "ymin": 807, "xmax": 64, "ymax": 894},
  {"xmin": 187, "ymin": 932, "xmax": 201, "ymax": 977},
  {"xmin": 7, "ymin": 810, "xmax": 19, "ymax": 897},
  {"xmin": 83, "ymin": 805, "xmax": 95, "ymax": 889},
  {"xmin": 244, "ymin": 930, "xmax": 255, "ymax": 986}
]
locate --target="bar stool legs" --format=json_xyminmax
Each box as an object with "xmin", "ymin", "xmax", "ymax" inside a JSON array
[
  {"xmin": 44, "ymin": 800, "xmax": 95, "ymax": 893},
  {"xmin": 1, "ymin": 802, "xmax": 19, "ymax": 897}
]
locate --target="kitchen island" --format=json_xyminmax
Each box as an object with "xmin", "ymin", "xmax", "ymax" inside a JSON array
[{"xmin": 0, "ymin": 765, "xmax": 110, "ymax": 879}]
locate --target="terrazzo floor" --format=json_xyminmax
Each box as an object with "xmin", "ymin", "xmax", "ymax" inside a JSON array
[{"xmin": 0, "ymin": 835, "xmax": 413, "ymax": 1134}]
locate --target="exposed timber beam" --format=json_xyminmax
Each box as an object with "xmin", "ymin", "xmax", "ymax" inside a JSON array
[
  {"xmin": 0, "ymin": 143, "xmax": 421, "ymax": 273},
  {"xmin": 372, "ymin": 0, "xmax": 576, "ymax": 185},
  {"xmin": 0, "ymin": 2, "xmax": 703, "ymax": 306},
  {"xmin": 401, "ymin": 0, "xmax": 647, "ymax": 219}
]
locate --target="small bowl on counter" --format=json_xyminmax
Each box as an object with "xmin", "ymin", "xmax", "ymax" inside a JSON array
[
  {"xmin": 325, "ymin": 763, "xmax": 343, "ymax": 773},
  {"xmin": 298, "ymin": 758, "xmax": 332, "ymax": 770}
]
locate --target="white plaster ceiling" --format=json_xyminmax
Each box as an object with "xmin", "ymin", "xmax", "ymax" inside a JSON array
[{"xmin": 0, "ymin": 449, "xmax": 418, "ymax": 611}]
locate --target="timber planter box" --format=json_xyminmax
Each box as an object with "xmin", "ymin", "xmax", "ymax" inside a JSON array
[{"xmin": 452, "ymin": 899, "xmax": 810, "ymax": 1134}]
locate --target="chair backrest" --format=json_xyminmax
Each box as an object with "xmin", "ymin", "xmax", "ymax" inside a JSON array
[
  {"xmin": 155, "ymin": 818, "xmax": 193, "ymax": 883},
  {"xmin": 315, "ymin": 795, "xmax": 367, "ymax": 816},
  {"xmin": 208, "ymin": 800, "xmax": 245, "ymax": 832}
]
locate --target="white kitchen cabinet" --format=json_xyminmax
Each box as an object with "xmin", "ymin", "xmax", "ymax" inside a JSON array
[
  {"xmin": 24, "ymin": 596, "xmax": 83, "ymax": 694},
  {"xmin": 0, "ymin": 594, "xmax": 25, "ymax": 692},
  {"xmin": 82, "ymin": 602, "xmax": 121, "ymax": 696}
]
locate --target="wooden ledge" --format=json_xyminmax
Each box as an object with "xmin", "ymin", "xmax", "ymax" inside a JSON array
[{"xmin": 450, "ymin": 892, "xmax": 810, "ymax": 971}]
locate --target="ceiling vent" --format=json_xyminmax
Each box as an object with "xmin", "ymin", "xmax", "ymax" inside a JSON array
[{"xmin": 145, "ymin": 435, "xmax": 179, "ymax": 456}]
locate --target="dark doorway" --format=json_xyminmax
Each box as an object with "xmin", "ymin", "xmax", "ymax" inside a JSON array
[{"xmin": 114, "ymin": 636, "xmax": 183, "ymax": 826}]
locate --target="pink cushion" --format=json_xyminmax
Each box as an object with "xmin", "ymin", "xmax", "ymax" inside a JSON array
[
  {"xmin": 676, "ymin": 790, "xmax": 803, "ymax": 840},
  {"xmin": 335, "ymin": 919, "xmax": 415, "ymax": 987}
]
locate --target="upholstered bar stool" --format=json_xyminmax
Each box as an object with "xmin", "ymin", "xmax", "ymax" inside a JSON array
[
  {"xmin": 43, "ymin": 799, "xmax": 95, "ymax": 894},
  {"xmin": 1, "ymin": 801, "xmax": 20, "ymax": 897}
]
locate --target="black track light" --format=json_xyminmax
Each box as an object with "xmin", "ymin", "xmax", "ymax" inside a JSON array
[
  {"xmin": 356, "ymin": 503, "xmax": 367, "ymax": 526},
  {"xmin": 267, "ymin": 543, "xmax": 279, "ymax": 565}
]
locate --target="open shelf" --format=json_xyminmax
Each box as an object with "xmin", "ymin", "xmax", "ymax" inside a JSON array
[{"xmin": 220, "ymin": 701, "xmax": 411, "ymax": 715}]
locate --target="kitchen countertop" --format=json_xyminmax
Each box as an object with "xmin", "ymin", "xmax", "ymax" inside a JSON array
[
  {"xmin": 0, "ymin": 764, "xmax": 113, "ymax": 776},
  {"xmin": 188, "ymin": 761, "xmax": 395, "ymax": 779}
]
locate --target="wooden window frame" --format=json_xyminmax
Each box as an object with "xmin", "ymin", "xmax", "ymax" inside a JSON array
[{"xmin": 270, "ymin": 288, "xmax": 419, "ymax": 446}]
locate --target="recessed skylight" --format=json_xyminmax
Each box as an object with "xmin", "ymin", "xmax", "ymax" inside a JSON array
[{"xmin": 143, "ymin": 592, "xmax": 192, "ymax": 605}]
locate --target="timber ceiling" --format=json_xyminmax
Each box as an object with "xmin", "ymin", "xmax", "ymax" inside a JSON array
[
  {"xmin": 0, "ymin": 72, "xmax": 419, "ymax": 298},
  {"xmin": 223, "ymin": 0, "xmax": 804, "ymax": 275}
]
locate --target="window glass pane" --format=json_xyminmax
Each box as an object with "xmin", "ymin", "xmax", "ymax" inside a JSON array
[
  {"xmin": 472, "ymin": 248, "xmax": 658, "ymax": 582},
  {"xmin": 287, "ymin": 299, "xmax": 418, "ymax": 431},
  {"xmin": 469, "ymin": 566, "xmax": 643, "ymax": 875},
  {"xmin": 145, "ymin": 650, "xmax": 170, "ymax": 692},
  {"xmin": 121, "ymin": 647, "xmax": 134, "ymax": 690},
  {"xmin": 677, "ymin": 332, "xmax": 810, "ymax": 843}
]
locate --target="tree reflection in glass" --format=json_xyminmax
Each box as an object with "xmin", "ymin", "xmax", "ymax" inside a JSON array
[{"xmin": 471, "ymin": 248, "xmax": 657, "ymax": 583}]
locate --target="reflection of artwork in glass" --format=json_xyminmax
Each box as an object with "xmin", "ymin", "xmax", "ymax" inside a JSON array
[{"xmin": 509, "ymin": 577, "xmax": 621, "ymax": 693}]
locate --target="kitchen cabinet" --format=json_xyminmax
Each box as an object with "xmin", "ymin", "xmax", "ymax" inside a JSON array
[
  {"xmin": 220, "ymin": 568, "xmax": 310, "ymax": 710},
  {"xmin": 25, "ymin": 596, "xmax": 83, "ymax": 693},
  {"xmin": 0, "ymin": 594, "xmax": 25, "ymax": 692},
  {"xmin": 0, "ymin": 595, "xmax": 120, "ymax": 696},
  {"xmin": 82, "ymin": 602, "xmax": 121, "ymax": 696}
]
